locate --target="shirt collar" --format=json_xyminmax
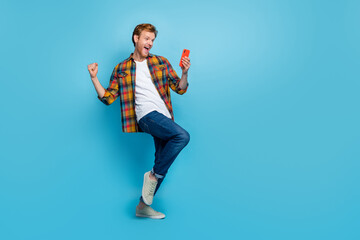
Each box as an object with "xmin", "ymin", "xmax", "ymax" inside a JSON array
[{"xmin": 127, "ymin": 52, "xmax": 154, "ymax": 61}]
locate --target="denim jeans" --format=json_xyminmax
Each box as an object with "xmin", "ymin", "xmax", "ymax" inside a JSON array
[{"xmin": 138, "ymin": 110, "xmax": 190, "ymax": 202}]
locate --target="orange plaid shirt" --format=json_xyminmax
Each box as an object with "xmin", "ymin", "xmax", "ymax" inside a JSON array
[{"xmin": 98, "ymin": 53, "xmax": 188, "ymax": 133}]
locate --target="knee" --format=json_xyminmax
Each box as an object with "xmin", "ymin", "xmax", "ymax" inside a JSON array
[{"xmin": 180, "ymin": 130, "xmax": 190, "ymax": 146}]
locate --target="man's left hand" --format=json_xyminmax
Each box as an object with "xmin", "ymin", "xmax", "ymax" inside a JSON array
[{"xmin": 181, "ymin": 57, "xmax": 191, "ymax": 74}]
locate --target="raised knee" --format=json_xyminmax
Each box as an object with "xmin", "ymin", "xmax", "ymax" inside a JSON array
[
  {"xmin": 174, "ymin": 128, "xmax": 190, "ymax": 146},
  {"xmin": 182, "ymin": 130, "xmax": 190, "ymax": 146}
]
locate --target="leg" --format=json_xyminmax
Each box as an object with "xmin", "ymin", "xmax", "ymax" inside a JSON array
[
  {"xmin": 138, "ymin": 136, "xmax": 165, "ymax": 205},
  {"xmin": 138, "ymin": 111, "xmax": 190, "ymax": 199}
]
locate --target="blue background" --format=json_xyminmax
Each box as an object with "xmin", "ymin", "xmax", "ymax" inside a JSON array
[{"xmin": 1, "ymin": 0, "xmax": 359, "ymax": 239}]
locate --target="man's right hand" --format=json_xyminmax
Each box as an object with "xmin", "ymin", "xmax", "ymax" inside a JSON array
[{"xmin": 87, "ymin": 62, "xmax": 98, "ymax": 78}]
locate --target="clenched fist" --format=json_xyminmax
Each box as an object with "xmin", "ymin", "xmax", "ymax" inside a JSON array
[{"xmin": 87, "ymin": 63, "xmax": 98, "ymax": 78}]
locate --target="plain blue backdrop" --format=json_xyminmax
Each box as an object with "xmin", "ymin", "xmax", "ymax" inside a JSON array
[{"xmin": 1, "ymin": 0, "xmax": 359, "ymax": 239}]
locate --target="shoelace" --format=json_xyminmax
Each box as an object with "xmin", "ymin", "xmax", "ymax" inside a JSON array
[{"xmin": 146, "ymin": 180, "xmax": 157, "ymax": 196}]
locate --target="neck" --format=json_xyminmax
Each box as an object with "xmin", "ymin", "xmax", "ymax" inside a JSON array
[{"xmin": 132, "ymin": 50, "xmax": 147, "ymax": 62}]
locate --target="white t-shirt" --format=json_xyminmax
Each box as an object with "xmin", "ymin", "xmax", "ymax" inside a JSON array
[{"xmin": 134, "ymin": 59, "xmax": 172, "ymax": 122}]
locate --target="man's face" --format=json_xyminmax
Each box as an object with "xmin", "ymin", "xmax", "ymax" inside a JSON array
[{"xmin": 134, "ymin": 30, "xmax": 156, "ymax": 58}]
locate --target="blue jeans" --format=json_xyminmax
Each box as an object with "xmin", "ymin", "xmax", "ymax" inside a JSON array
[{"xmin": 138, "ymin": 110, "xmax": 190, "ymax": 202}]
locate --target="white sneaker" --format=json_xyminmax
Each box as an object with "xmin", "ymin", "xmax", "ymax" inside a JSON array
[
  {"xmin": 141, "ymin": 171, "xmax": 158, "ymax": 205},
  {"xmin": 136, "ymin": 205, "xmax": 165, "ymax": 219}
]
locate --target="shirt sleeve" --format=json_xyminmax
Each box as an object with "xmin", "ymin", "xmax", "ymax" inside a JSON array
[
  {"xmin": 98, "ymin": 65, "xmax": 120, "ymax": 105},
  {"xmin": 163, "ymin": 57, "xmax": 189, "ymax": 95}
]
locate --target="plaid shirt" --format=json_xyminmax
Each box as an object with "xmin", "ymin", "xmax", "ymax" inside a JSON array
[{"xmin": 98, "ymin": 53, "xmax": 188, "ymax": 133}]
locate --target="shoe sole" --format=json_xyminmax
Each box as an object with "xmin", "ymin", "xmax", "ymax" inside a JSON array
[
  {"xmin": 136, "ymin": 213, "xmax": 165, "ymax": 219},
  {"xmin": 142, "ymin": 171, "xmax": 152, "ymax": 205}
]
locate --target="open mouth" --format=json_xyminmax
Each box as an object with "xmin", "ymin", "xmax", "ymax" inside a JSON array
[{"xmin": 144, "ymin": 46, "xmax": 150, "ymax": 51}]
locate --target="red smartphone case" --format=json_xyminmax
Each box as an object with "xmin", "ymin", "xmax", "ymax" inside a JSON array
[{"xmin": 179, "ymin": 49, "xmax": 190, "ymax": 67}]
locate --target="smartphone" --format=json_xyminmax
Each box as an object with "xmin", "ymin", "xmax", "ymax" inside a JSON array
[{"xmin": 179, "ymin": 49, "xmax": 190, "ymax": 67}]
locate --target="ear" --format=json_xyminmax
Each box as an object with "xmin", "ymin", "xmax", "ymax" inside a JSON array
[{"xmin": 134, "ymin": 34, "xmax": 139, "ymax": 44}]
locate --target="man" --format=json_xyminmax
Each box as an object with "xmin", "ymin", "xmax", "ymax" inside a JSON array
[{"xmin": 87, "ymin": 23, "xmax": 191, "ymax": 219}]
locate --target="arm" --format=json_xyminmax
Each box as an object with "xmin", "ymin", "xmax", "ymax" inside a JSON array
[
  {"xmin": 87, "ymin": 62, "xmax": 119, "ymax": 105},
  {"xmin": 179, "ymin": 56, "xmax": 191, "ymax": 90},
  {"xmin": 164, "ymin": 57, "xmax": 191, "ymax": 94},
  {"xmin": 88, "ymin": 63, "xmax": 105, "ymax": 98}
]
